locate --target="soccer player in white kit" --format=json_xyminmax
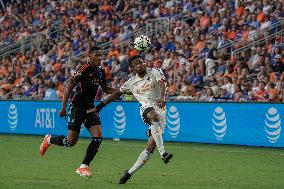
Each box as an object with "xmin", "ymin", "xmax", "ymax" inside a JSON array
[{"xmin": 94, "ymin": 55, "xmax": 173, "ymax": 184}]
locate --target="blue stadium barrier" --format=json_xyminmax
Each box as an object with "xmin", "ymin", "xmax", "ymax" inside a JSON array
[{"xmin": 0, "ymin": 101, "xmax": 283, "ymax": 147}]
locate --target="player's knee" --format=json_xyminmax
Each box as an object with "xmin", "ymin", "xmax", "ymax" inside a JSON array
[
  {"xmin": 95, "ymin": 133, "xmax": 103, "ymax": 138},
  {"xmin": 146, "ymin": 145, "xmax": 156, "ymax": 153},
  {"xmin": 147, "ymin": 111, "xmax": 159, "ymax": 123},
  {"xmin": 146, "ymin": 138, "xmax": 156, "ymax": 153},
  {"xmin": 88, "ymin": 125, "xmax": 103, "ymax": 138}
]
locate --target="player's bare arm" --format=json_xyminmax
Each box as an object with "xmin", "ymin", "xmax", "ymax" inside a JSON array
[
  {"xmin": 90, "ymin": 84, "xmax": 122, "ymax": 113},
  {"xmin": 104, "ymin": 90, "xmax": 122, "ymax": 105},
  {"xmin": 101, "ymin": 83, "xmax": 118, "ymax": 94},
  {"xmin": 59, "ymin": 81, "xmax": 76, "ymax": 117},
  {"xmin": 94, "ymin": 91, "xmax": 122, "ymax": 112},
  {"xmin": 157, "ymin": 79, "xmax": 167, "ymax": 108}
]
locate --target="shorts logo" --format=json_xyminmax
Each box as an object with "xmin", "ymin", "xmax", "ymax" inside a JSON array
[
  {"xmin": 166, "ymin": 106, "xmax": 180, "ymax": 138},
  {"xmin": 212, "ymin": 107, "xmax": 227, "ymax": 141},
  {"xmin": 114, "ymin": 105, "xmax": 126, "ymax": 135},
  {"xmin": 265, "ymin": 107, "xmax": 281, "ymax": 143},
  {"xmin": 8, "ymin": 104, "xmax": 18, "ymax": 131}
]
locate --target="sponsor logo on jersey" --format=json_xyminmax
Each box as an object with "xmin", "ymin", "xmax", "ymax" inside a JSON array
[
  {"xmin": 265, "ymin": 107, "xmax": 281, "ymax": 143},
  {"xmin": 136, "ymin": 82, "xmax": 154, "ymax": 94},
  {"xmin": 212, "ymin": 107, "xmax": 227, "ymax": 141},
  {"xmin": 114, "ymin": 105, "xmax": 126, "ymax": 135},
  {"xmin": 166, "ymin": 106, "xmax": 180, "ymax": 138},
  {"xmin": 8, "ymin": 104, "xmax": 18, "ymax": 131}
]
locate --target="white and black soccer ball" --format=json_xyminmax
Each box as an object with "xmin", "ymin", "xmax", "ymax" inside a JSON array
[{"xmin": 133, "ymin": 35, "xmax": 151, "ymax": 52}]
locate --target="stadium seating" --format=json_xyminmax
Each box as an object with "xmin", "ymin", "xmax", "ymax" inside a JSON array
[{"xmin": 0, "ymin": 0, "xmax": 283, "ymax": 102}]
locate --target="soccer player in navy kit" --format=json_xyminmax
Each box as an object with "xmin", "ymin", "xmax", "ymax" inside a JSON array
[{"xmin": 40, "ymin": 46, "xmax": 117, "ymax": 177}]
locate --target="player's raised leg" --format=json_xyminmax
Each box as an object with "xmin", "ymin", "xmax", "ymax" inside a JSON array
[
  {"xmin": 147, "ymin": 110, "xmax": 173, "ymax": 163},
  {"xmin": 119, "ymin": 137, "xmax": 156, "ymax": 184},
  {"xmin": 40, "ymin": 130, "xmax": 79, "ymax": 156}
]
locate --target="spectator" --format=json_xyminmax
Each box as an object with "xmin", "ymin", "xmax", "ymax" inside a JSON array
[
  {"xmin": 272, "ymin": 54, "xmax": 284, "ymax": 73},
  {"xmin": 267, "ymin": 82, "xmax": 280, "ymax": 102},
  {"xmin": 0, "ymin": 0, "xmax": 283, "ymax": 103},
  {"xmin": 205, "ymin": 42, "xmax": 218, "ymax": 77},
  {"xmin": 232, "ymin": 84, "xmax": 242, "ymax": 102},
  {"xmin": 254, "ymin": 81, "xmax": 269, "ymax": 101},
  {"xmin": 43, "ymin": 81, "xmax": 58, "ymax": 100}
]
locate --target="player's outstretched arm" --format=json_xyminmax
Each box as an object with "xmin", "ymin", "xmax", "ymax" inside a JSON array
[
  {"xmin": 94, "ymin": 88, "xmax": 122, "ymax": 112},
  {"xmin": 101, "ymin": 83, "xmax": 117, "ymax": 94},
  {"xmin": 89, "ymin": 76, "xmax": 132, "ymax": 113}
]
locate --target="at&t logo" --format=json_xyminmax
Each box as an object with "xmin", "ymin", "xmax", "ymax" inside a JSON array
[
  {"xmin": 265, "ymin": 107, "xmax": 281, "ymax": 143},
  {"xmin": 212, "ymin": 107, "xmax": 227, "ymax": 140},
  {"xmin": 8, "ymin": 104, "xmax": 18, "ymax": 131},
  {"xmin": 166, "ymin": 106, "xmax": 180, "ymax": 138},
  {"xmin": 114, "ymin": 105, "xmax": 126, "ymax": 135}
]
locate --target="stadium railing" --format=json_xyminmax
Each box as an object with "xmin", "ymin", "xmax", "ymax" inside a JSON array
[
  {"xmin": 232, "ymin": 28, "xmax": 284, "ymax": 57},
  {"xmin": 98, "ymin": 12, "xmax": 190, "ymax": 54},
  {"xmin": 0, "ymin": 25, "xmax": 64, "ymax": 58},
  {"xmin": 218, "ymin": 19, "xmax": 284, "ymax": 55},
  {"xmin": 0, "ymin": 34, "xmax": 41, "ymax": 57},
  {"xmin": 0, "ymin": 34, "xmax": 44, "ymax": 58}
]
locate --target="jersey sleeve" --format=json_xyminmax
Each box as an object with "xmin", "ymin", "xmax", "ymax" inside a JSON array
[
  {"xmin": 120, "ymin": 78, "xmax": 132, "ymax": 93},
  {"xmin": 152, "ymin": 68, "xmax": 166, "ymax": 82},
  {"xmin": 70, "ymin": 64, "xmax": 89, "ymax": 85}
]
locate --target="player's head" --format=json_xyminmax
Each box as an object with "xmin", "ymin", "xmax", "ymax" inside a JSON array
[
  {"xmin": 89, "ymin": 46, "xmax": 103, "ymax": 66},
  {"xmin": 129, "ymin": 55, "xmax": 146, "ymax": 75}
]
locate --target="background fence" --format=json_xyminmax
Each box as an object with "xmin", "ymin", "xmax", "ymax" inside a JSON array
[{"xmin": 0, "ymin": 101, "xmax": 283, "ymax": 147}]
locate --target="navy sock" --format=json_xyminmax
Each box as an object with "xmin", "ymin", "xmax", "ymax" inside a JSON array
[
  {"xmin": 82, "ymin": 137, "xmax": 103, "ymax": 165},
  {"xmin": 50, "ymin": 135, "xmax": 71, "ymax": 147}
]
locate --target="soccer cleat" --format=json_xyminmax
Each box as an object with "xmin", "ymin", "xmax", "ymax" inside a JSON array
[
  {"xmin": 40, "ymin": 134, "xmax": 51, "ymax": 156},
  {"xmin": 119, "ymin": 170, "xmax": 132, "ymax": 184},
  {"xmin": 162, "ymin": 152, "xmax": 173, "ymax": 164},
  {"xmin": 76, "ymin": 167, "xmax": 93, "ymax": 178}
]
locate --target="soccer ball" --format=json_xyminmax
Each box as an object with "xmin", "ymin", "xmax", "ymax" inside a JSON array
[{"xmin": 133, "ymin": 35, "xmax": 151, "ymax": 52}]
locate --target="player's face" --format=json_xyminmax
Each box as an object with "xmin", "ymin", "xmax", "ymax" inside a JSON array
[
  {"xmin": 132, "ymin": 58, "xmax": 146, "ymax": 75},
  {"xmin": 90, "ymin": 50, "xmax": 103, "ymax": 66}
]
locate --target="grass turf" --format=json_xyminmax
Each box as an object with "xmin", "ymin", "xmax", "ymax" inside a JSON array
[{"xmin": 0, "ymin": 134, "xmax": 284, "ymax": 189}]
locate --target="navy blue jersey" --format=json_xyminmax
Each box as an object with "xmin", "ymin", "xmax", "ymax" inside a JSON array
[{"xmin": 70, "ymin": 63, "xmax": 106, "ymax": 108}]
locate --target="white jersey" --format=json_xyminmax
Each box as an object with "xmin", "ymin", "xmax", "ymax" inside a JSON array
[{"xmin": 120, "ymin": 68, "xmax": 166, "ymax": 108}]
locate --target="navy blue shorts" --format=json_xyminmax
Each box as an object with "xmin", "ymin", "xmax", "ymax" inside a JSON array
[{"xmin": 67, "ymin": 106, "xmax": 101, "ymax": 132}]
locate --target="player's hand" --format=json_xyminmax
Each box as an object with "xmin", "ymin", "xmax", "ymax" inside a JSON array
[
  {"xmin": 59, "ymin": 108, "xmax": 66, "ymax": 118},
  {"xmin": 157, "ymin": 99, "xmax": 166, "ymax": 108}
]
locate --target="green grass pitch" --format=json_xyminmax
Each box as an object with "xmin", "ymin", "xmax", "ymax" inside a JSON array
[{"xmin": 1, "ymin": 134, "xmax": 284, "ymax": 189}]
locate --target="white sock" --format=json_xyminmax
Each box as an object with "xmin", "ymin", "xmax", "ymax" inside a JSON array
[
  {"xmin": 47, "ymin": 135, "xmax": 51, "ymax": 144},
  {"xmin": 128, "ymin": 150, "xmax": 152, "ymax": 175},
  {"xmin": 151, "ymin": 122, "xmax": 165, "ymax": 157},
  {"xmin": 80, "ymin": 164, "xmax": 89, "ymax": 168}
]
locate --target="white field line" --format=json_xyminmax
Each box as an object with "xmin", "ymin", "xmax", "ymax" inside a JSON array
[
  {"xmin": 2, "ymin": 136, "xmax": 284, "ymax": 156},
  {"xmin": 101, "ymin": 141, "xmax": 284, "ymax": 156}
]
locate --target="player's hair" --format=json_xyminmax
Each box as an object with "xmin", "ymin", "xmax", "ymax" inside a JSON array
[
  {"xmin": 89, "ymin": 46, "xmax": 101, "ymax": 53},
  {"xmin": 129, "ymin": 55, "xmax": 142, "ymax": 68}
]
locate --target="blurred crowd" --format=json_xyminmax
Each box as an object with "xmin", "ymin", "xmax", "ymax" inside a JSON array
[{"xmin": 0, "ymin": 0, "xmax": 283, "ymax": 102}]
